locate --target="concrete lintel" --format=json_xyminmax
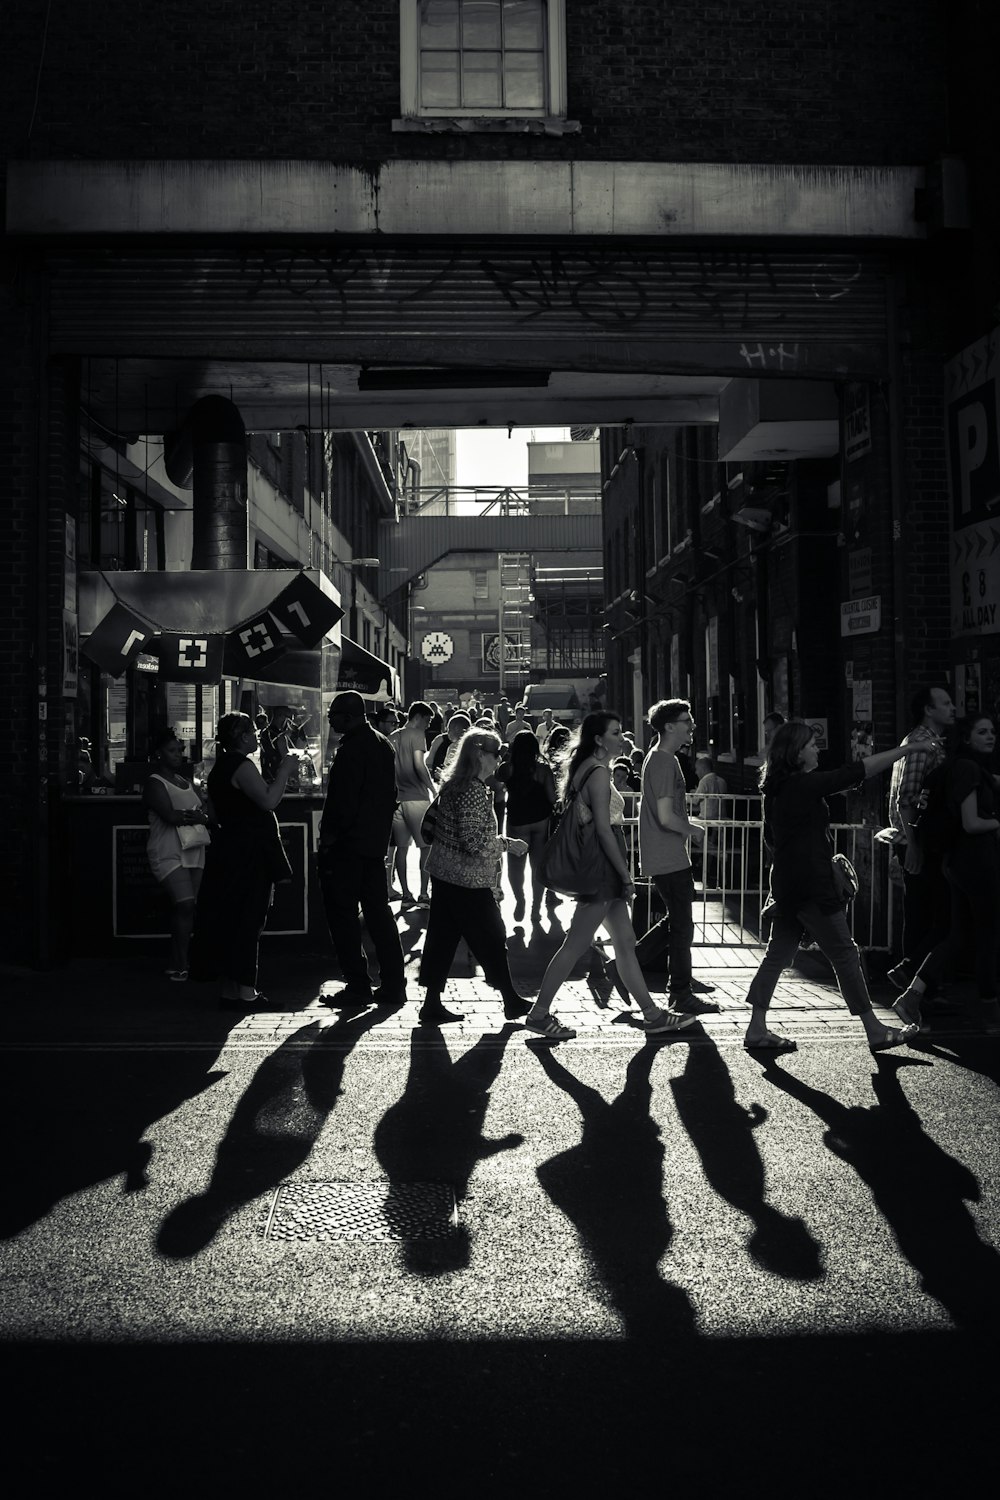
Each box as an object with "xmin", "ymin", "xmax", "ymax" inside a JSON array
[{"xmin": 6, "ymin": 159, "xmax": 925, "ymax": 239}]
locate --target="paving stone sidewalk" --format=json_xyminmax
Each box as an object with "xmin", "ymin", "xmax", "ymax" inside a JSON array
[{"xmin": 2, "ymin": 939, "xmax": 986, "ymax": 1050}]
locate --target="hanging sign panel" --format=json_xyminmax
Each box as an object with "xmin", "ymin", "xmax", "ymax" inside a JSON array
[
  {"xmin": 155, "ymin": 633, "xmax": 226, "ymax": 683},
  {"xmin": 81, "ymin": 602, "xmax": 155, "ymax": 676},
  {"xmin": 223, "ymin": 611, "xmax": 288, "ymax": 675},
  {"xmin": 269, "ymin": 572, "xmax": 343, "ymax": 648}
]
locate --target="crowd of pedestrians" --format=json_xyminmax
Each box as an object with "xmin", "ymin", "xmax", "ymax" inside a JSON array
[{"xmin": 153, "ymin": 680, "xmax": 1000, "ymax": 1044}]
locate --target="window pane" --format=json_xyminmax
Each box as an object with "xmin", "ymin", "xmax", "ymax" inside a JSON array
[
  {"xmin": 420, "ymin": 0, "xmax": 459, "ymax": 48},
  {"xmin": 421, "ymin": 51, "xmax": 461, "ymax": 108},
  {"xmin": 503, "ymin": 0, "xmax": 544, "ymax": 50},
  {"xmin": 463, "ymin": 0, "xmax": 501, "ymax": 49},
  {"xmin": 504, "ymin": 51, "xmax": 544, "ymax": 109},
  {"xmin": 463, "ymin": 51, "xmax": 502, "ymax": 106}
]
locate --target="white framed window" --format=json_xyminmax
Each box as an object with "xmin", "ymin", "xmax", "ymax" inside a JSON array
[{"xmin": 399, "ymin": 0, "xmax": 568, "ymax": 121}]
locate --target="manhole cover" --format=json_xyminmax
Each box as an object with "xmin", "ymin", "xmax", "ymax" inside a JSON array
[{"xmin": 259, "ymin": 1180, "xmax": 459, "ymax": 1241}]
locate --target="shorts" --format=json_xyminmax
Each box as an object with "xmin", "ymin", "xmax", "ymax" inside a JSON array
[{"xmin": 399, "ymin": 798, "xmax": 431, "ymax": 848}]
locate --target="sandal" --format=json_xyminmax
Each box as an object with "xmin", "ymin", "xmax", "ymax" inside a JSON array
[
  {"xmin": 744, "ymin": 1031, "xmax": 797, "ymax": 1052},
  {"xmin": 165, "ymin": 969, "xmax": 189, "ymax": 982},
  {"xmin": 892, "ymin": 992, "xmax": 927, "ymax": 1032},
  {"xmin": 525, "ymin": 1014, "xmax": 577, "ymax": 1040},
  {"xmin": 869, "ymin": 1022, "xmax": 918, "ymax": 1053}
]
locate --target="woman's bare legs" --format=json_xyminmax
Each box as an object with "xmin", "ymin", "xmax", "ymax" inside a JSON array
[
  {"xmin": 528, "ymin": 898, "xmax": 672, "ymax": 1026},
  {"xmin": 527, "ymin": 900, "xmax": 605, "ymax": 1023}
]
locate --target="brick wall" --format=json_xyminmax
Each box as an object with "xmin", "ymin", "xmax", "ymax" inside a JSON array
[{"xmin": 3, "ymin": 2, "xmax": 947, "ymax": 168}]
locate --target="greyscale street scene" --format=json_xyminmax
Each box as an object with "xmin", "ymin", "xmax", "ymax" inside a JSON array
[{"xmin": 2, "ymin": 3, "xmax": 998, "ymax": 1493}]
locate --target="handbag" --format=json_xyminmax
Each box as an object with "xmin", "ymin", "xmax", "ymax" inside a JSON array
[
  {"xmin": 420, "ymin": 800, "xmax": 439, "ymax": 844},
  {"xmin": 830, "ymin": 852, "xmax": 859, "ymax": 903},
  {"xmin": 177, "ymin": 821, "xmax": 211, "ymax": 850},
  {"xmin": 539, "ymin": 767, "xmax": 603, "ymax": 897}
]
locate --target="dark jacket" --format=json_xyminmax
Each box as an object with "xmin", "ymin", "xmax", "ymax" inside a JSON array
[
  {"xmin": 319, "ymin": 722, "xmax": 397, "ymax": 856},
  {"xmin": 765, "ymin": 760, "xmax": 866, "ymax": 914}
]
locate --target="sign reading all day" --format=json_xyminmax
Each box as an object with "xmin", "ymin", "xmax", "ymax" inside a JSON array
[{"xmin": 840, "ymin": 596, "xmax": 882, "ymax": 636}]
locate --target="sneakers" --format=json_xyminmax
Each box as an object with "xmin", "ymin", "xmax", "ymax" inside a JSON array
[
  {"xmin": 643, "ymin": 1007, "xmax": 696, "ymax": 1034},
  {"xmin": 524, "ymin": 1014, "xmax": 576, "ymax": 1040}
]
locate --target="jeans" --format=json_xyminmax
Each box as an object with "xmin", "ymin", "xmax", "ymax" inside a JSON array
[
  {"xmin": 318, "ymin": 847, "xmax": 405, "ymax": 992},
  {"xmin": 916, "ymin": 851, "xmax": 1000, "ymax": 1000},
  {"xmin": 902, "ymin": 863, "xmax": 951, "ymax": 970},
  {"xmin": 634, "ymin": 869, "xmax": 695, "ymax": 995},
  {"xmin": 747, "ymin": 901, "xmax": 871, "ymax": 1017},
  {"xmin": 419, "ymin": 880, "xmax": 518, "ymax": 997}
]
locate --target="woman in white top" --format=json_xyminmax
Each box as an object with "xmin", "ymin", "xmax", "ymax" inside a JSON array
[
  {"xmin": 525, "ymin": 712, "xmax": 696, "ymax": 1041},
  {"xmin": 144, "ymin": 727, "xmax": 211, "ymax": 980}
]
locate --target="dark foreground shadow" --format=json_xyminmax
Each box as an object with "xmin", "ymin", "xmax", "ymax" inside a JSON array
[
  {"xmin": 0, "ymin": 1046, "xmax": 230, "ymax": 1239},
  {"xmin": 670, "ymin": 1043, "xmax": 823, "ymax": 1280},
  {"xmin": 156, "ymin": 1009, "xmax": 382, "ymax": 1259},
  {"xmin": 761, "ymin": 1054, "xmax": 1000, "ymax": 1333},
  {"xmin": 8, "ymin": 1332, "xmax": 993, "ymax": 1493},
  {"xmin": 372, "ymin": 1024, "xmax": 522, "ymax": 1275},
  {"xmin": 530, "ymin": 1041, "xmax": 697, "ymax": 1340}
]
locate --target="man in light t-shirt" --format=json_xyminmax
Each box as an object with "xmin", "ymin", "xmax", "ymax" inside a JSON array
[{"xmin": 635, "ymin": 698, "xmax": 715, "ymax": 1009}]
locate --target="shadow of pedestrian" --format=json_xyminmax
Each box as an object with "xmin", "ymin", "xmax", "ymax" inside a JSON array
[
  {"xmin": 759, "ymin": 1054, "xmax": 1000, "ymax": 1333},
  {"xmin": 372, "ymin": 1023, "xmax": 522, "ymax": 1275},
  {"xmin": 0, "ymin": 1048, "xmax": 230, "ymax": 1239},
  {"xmin": 530, "ymin": 1041, "xmax": 697, "ymax": 1341},
  {"xmin": 669, "ymin": 1044, "xmax": 823, "ymax": 1280},
  {"xmin": 156, "ymin": 1009, "xmax": 382, "ymax": 1260}
]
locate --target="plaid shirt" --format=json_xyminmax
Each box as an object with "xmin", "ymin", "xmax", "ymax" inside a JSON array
[{"xmin": 888, "ymin": 724, "xmax": 947, "ymax": 840}]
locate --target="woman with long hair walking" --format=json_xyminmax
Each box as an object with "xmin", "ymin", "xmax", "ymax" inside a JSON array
[
  {"xmin": 497, "ymin": 728, "xmax": 557, "ymax": 921},
  {"xmin": 524, "ymin": 711, "xmax": 696, "ymax": 1041}
]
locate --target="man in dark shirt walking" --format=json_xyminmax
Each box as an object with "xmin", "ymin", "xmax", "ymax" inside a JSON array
[{"xmin": 318, "ymin": 690, "xmax": 406, "ymax": 1006}]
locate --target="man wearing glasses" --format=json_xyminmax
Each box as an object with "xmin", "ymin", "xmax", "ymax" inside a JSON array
[{"xmin": 634, "ymin": 698, "xmax": 715, "ymax": 1009}]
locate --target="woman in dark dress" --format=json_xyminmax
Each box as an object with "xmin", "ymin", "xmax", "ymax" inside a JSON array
[
  {"xmin": 743, "ymin": 721, "xmax": 925, "ymax": 1054},
  {"xmin": 194, "ymin": 712, "xmax": 296, "ymax": 1009},
  {"xmin": 893, "ymin": 714, "xmax": 1000, "ymax": 1035},
  {"xmin": 497, "ymin": 729, "xmax": 557, "ymax": 922}
]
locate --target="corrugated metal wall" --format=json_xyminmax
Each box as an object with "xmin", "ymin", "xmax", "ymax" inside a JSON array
[{"xmin": 46, "ymin": 243, "xmax": 889, "ymax": 375}]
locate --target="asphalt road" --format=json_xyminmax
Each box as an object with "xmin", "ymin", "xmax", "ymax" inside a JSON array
[{"xmin": 3, "ymin": 1005, "xmax": 998, "ymax": 1494}]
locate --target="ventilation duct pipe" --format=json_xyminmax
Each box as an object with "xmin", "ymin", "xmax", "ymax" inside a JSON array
[{"xmin": 164, "ymin": 395, "xmax": 248, "ymax": 569}]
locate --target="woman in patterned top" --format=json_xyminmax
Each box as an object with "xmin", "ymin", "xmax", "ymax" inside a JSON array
[{"xmin": 419, "ymin": 728, "xmax": 532, "ymax": 1025}]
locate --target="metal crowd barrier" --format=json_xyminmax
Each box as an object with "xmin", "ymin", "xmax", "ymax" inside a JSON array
[{"xmin": 619, "ymin": 793, "xmax": 894, "ymax": 953}]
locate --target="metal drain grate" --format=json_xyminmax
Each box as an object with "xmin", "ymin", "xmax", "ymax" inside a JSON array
[{"xmin": 259, "ymin": 1180, "xmax": 459, "ymax": 1241}]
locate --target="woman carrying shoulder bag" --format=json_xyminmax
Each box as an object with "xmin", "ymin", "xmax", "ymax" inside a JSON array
[
  {"xmin": 525, "ymin": 712, "xmax": 696, "ymax": 1041},
  {"xmin": 144, "ymin": 726, "xmax": 211, "ymax": 981}
]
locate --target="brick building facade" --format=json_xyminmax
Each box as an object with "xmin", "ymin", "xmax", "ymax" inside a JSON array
[{"xmin": 2, "ymin": 1, "xmax": 997, "ymax": 964}]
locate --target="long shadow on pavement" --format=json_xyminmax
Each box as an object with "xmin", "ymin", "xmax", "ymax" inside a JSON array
[
  {"xmin": 529, "ymin": 1039, "xmax": 697, "ymax": 1340},
  {"xmin": 759, "ymin": 1052, "xmax": 1000, "ymax": 1333},
  {"xmin": 0, "ymin": 1045, "xmax": 231, "ymax": 1240},
  {"xmin": 670, "ymin": 1042, "xmax": 824, "ymax": 1280},
  {"xmin": 156, "ymin": 1008, "xmax": 382, "ymax": 1259},
  {"xmin": 372, "ymin": 1022, "xmax": 523, "ymax": 1275}
]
